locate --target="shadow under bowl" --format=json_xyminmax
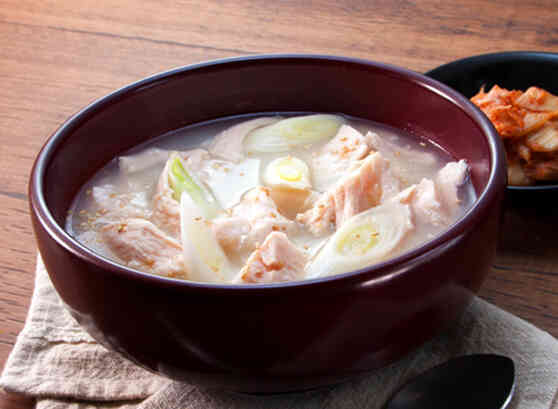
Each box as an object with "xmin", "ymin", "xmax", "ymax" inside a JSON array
[{"xmin": 29, "ymin": 54, "xmax": 506, "ymax": 393}]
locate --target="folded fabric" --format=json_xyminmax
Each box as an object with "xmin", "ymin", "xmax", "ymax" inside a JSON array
[{"xmin": 2, "ymin": 256, "xmax": 558, "ymax": 409}]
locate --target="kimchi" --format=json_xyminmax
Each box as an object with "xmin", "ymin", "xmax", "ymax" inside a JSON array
[{"xmin": 471, "ymin": 85, "xmax": 558, "ymax": 185}]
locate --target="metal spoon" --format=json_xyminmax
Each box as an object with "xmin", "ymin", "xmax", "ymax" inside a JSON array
[{"xmin": 384, "ymin": 354, "xmax": 515, "ymax": 409}]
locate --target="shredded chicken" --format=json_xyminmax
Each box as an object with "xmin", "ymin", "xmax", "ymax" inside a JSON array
[
  {"xmin": 367, "ymin": 131, "xmax": 437, "ymax": 187},
  {"xmin": 212, "ymin": 187, "xmax": 297, "ymax": 255},
  {"xmin": 393, "ymin": 179, "xmax": 445, "ymax": 226},
  {"xmin": 297, "ymin": 152, "xmax": 391, "ymax": 236},
  {"xmin": 101, "ymin": 218, "xmax": 187, "ymax": 279},
  {"xmin": 391, "ymin": 160, "xmax": 469, "ymax": 226},
  {"xmin": 312, "ymin": 124, "xmax": 376, "ymax": 191},
  {"xmin": 91, "ymin": 185, "xmax": 151, "ymax": 222},
  {"xmin": 234, "ymin": 232, "xmax": 306, "ymax": 284},
  {"xmin": 436, "ymin": 160, "xmax": 469, "ymax": 214}
]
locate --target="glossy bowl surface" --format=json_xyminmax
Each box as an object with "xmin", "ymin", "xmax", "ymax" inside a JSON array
[
  {"xmin": 30, "ymin": 55, "xmax": 506, "ymax": 393},
  {"xmin": 426, "ymin": 51, "xmax": 558, "ymax": 194}
]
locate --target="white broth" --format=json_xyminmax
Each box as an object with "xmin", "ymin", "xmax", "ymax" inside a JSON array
[{"xmin": 66, "ymin": 113, "xmax": 475, "ymax": 283}]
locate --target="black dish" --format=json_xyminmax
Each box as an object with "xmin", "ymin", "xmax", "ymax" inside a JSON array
[{"xmin": 426, "ymin": 51, "xmax": 558, "ymax": 194}]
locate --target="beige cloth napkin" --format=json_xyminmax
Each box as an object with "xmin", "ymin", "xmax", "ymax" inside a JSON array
[{"xmin": 2, "ymin": 256, "xmax": 558, "ymax": 409}]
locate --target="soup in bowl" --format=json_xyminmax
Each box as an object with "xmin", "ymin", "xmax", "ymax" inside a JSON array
[
  {"xmin": 29, "ymin": 55, "xmax": 506, "ymax": 393},
  {"xmin": 67, "ymin": 113, "xmax": 475, "ymax": 284}
]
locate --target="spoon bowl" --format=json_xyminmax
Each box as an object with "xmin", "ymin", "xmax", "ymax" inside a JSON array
[{"xmin": 384, "ymin": 354, "xmax": 515, "ymax": 409}]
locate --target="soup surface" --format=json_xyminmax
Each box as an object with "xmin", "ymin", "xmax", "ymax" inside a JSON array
[{"xmin": 66, "ymin": 113, "xmax": 475, "ymax": 284}]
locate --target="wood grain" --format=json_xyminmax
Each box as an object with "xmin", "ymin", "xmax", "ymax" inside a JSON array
[{"xmin": 1, "ymin": 1, "xmax": 557, "ymax": 407}]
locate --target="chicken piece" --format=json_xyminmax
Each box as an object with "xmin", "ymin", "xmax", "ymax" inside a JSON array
[
  {"xmin": 118, "ymin": 148, "xmax": 170, "ymax": 175},
  {"xmin": 390, "ymin": 184, "xmax": 416, "ymax": 204},
  {"xmin": 209, "ymin": 117, "xmax": 280, "ymax": 162},
  {"xmin": 412, "ymin": 179, "xmax": 445, "ymax": 225},
  {"xmin": 435, "ymin": 160, "xmax": 469, "ymax": 213},
  {"xmin": 320, "ymin": 124, "xmax": 374, "ymax": 161},
  {"xmin": 101, "ymin": 218, "xmax": 187, "ymax": 279},
  {"xmin": 151, "ymin": 149, "xmax": 213, "ymax": 237},
  {"xmin": 298, "ymin": 152, "xmax": 389, "ymax": 236},
  {"xmin": 367, "ymin": 131, "xmax": 437, "ymax": 186},
  {"xmin": 312, "ymin": 124, "xmax": 376, "ymax": 191},
  {"xmin": 393, "ymin": 160, "xmax": 469, "ymax": 223},
  {"xmin": 234, "ymin": 232, "xmax": 306, "ymax": 284},
  {"xmin": 391, "ymin": 179, "xmax": 446, "ymax": 226},
  {"xmin": 152, "ymin": 159, "xmax": 181, "ymax": 237},
  {"xmin": 209, "ymin": 216, "xmax": 251, "ymax": 253},
  {"xmin": 90, "ymin": 185, "xmax": 151, "ymax": 222},
  {"xmin": 212, "ymin": 187, "xmax": 297, "ymax": 255}
]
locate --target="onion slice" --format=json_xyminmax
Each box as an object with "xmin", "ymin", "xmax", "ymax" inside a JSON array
[{"xmin": 243, "ymin": 114, "xmax": 344, "ymax": 153}]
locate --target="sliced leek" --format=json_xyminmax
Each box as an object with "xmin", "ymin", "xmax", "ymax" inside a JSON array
[
  {"xmin": 244, "ymin": 114, "xmax": 344, "ymax": 153},
  {"xmin": 306, "ymin": 202, "xmax": 413, "ymax": 279},
  {"xmin": 167, "ymin": 153, "xmax": 221, "ymax": 219},
  {"xmin": 180, "ymin": 192, "xmax": 233, "ymax": 283}
]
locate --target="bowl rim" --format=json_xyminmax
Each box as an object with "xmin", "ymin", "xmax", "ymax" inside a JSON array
[
  {"xmin": 29, "ymin": 53, "xmax": 506, "ymax": 291},
  {"xmin": 426, "ymin": 50, "xmax": 558, "ymax": 74},
  {"xmin": 425, "ymin": 50, "xmax": 558, "ymax": 193}
]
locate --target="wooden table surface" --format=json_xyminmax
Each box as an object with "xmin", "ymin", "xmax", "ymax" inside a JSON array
[{"xmin": 1, "ymin": 1, "xmax": 557, "ymax": 407}]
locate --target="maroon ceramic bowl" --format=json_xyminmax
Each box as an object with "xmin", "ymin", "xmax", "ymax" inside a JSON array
[{"xmin": 29, "ymin": 55, "xmax": 506, "ymax": 393}]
